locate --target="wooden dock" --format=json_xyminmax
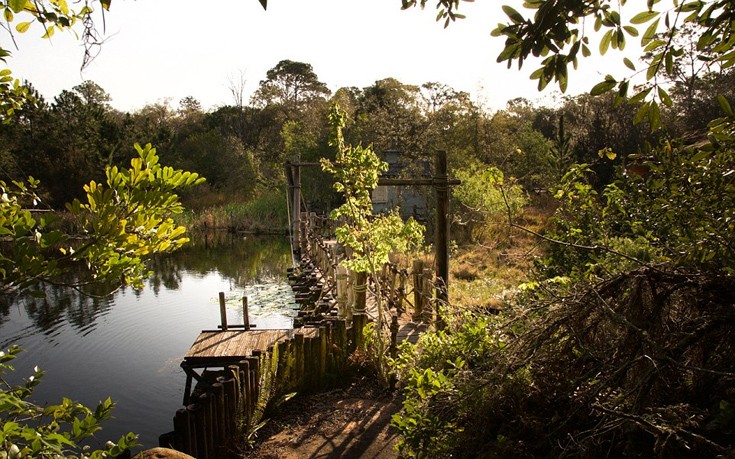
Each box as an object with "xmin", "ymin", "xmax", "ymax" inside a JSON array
[
  {"xmin": 180, "ymin": 327, "xmax": 322, "ymax": 406},
  {"xmin": 185, "ymin": 328, "xmax": 319, "ymax": 365}
]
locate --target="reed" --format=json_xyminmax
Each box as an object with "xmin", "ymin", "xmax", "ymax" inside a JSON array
[{"xmin": 177, "ymin": 190, "xmax": 289, "ymax": 234}]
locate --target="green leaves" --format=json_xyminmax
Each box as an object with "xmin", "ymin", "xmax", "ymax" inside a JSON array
[
  {"xmin": 8, "ymin": 0, "xmax": 26, "ymax": 13},
  {"xmin": 1, "ymin": 143, "xmax": 203, "ymax": 295},
  {"xmin": 502, "ymin": 5, "xmax": 524, "ymax": 24},
  {"xmin": 1, "ymin": 346, "xmax": 140, "ymax": 457},
  {"xmin": 717, "ymin": 94, "xmax": 733, "ymax": 116},
  {"xmin": 322, "ymin": 104, "xmax": 425, "ymax": 274},
  {"xmin": 14, "ymin": 21, "xmax": 30, "ymax": 32},
  {"xmin": 630, "ymin": 10, "xmax": 659, "ymax": 24},
  {"xmin": 65, "ymin": 143, "xmax": 204, "ymax": 289},
  {"xmin": 484, "ymin": 0, "xmax": 735, "ymax": 133},
  {"xmin": 590, "ymin": 75, "xmax": 617, "ymax": 96}
]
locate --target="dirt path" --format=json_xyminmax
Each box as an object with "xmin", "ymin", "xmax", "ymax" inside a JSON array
[{"xmin": 242, "ymin": 376, "xmax": 401, "ymax": 459}]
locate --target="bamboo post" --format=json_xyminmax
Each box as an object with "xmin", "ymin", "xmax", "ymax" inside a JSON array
[
  {"xmin": 422, "ymin": 267, "xmax": 433, "ymax": 323},
  {"xmin": 336, "ymin": 264, "xmax": 348, "ymax": 318},
  {"xmin": 242, "ymin": 296, "xmax": 250, "ymax": 330},
  {"xmin": 219, "ymin": 292, "xmax": 228, "ymax": 330},
  {"xmin": 354, "ymin": 271, "xmax": 367, "ymax": 313},
  {"xmin": 413, "ymin": 259, "xmax": 424, "ymax": 320}
]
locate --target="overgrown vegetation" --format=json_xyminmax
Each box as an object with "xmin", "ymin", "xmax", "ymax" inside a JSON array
[
  {"xmin": 3, "ymin": 1, "xmax": 735, "ymax": 457},
  {"xmin": 322, "ymin": 104, "xmax": 425, "ymax": 386},
  {"xmin": 391, "ymin": 136, "xmax": 735, "ymax": 456},
  {"xmin": 389, "ymin": 1, "xmax": 735, "ymax": 457}
]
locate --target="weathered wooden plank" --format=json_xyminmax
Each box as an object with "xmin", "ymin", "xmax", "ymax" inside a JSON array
[{"xmin": 184, "ymin": 329, "xmax": 317, "ymax": 365}]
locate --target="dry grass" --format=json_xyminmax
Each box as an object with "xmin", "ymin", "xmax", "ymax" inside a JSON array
[{"xmin": 449, "ymin": 204, "xmax": 551, "ymax": 311}]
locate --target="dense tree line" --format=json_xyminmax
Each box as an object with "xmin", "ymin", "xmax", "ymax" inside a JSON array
[{"xmin": 3, "ymin": 56, "xmax": 731, "ymax": 214}]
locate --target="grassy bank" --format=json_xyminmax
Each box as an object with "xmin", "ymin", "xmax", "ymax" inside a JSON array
[{"xmin": 177, "ymin": 190, "xmax": 290, "ymax": 234}]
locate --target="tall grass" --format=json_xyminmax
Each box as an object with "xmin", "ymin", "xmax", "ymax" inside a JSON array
[{"xmin": 177, "ymin": 190, "xmax": 290, "ymax": 234}]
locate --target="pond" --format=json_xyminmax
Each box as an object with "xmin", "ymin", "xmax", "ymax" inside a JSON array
[{"xmin": 0, "ymin": 233, "xmax": 297, "ymax": 451}]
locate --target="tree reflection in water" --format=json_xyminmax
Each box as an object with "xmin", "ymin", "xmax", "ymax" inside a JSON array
[{"xmin": 0, "ymin": 233, "xmax": 293, "ymax": 338}]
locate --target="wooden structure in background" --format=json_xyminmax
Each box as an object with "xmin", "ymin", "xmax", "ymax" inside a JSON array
[{"xmin": 286, "ymin": 151, "xmax": 459, "ymax": 327}]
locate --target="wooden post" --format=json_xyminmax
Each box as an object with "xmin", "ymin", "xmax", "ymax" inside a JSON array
[
  {"xmin": 300, "ymin": 218, "xmax": 308, "ymax": 257},
  {"xmin": 318, "ymin": 325, "xmax": 327, "ymax": 388},
  {"xmin": 397, "ymin": 269, "xmax": 407, "ymax": 314},
  {"xmin": 292, "ymin": 160, "xmax": 301, "ymax": 257},
  {"xmin": 347, "ymin": 270, "xmax": 356, "ymax": 323},
  {"xmin": 277, "ymin": 341, "xmax": 289, "ymax": 391},
  {"xmin": 334, "ymin": 318, "xmax": 347, "ymax": 373},
  {"xmin": 303, "ymin": 335, "xmax": 313, "ymax": 391},
  {"xmin": 239, "ymin": 359, "xmax": 251, "ymax": 427},
  {"xmin": 197, "ymin": 393, "xmax": 212, "ymax": 459},
  {"xmin": 413, "ymin": 259, "xmax": 424, "ymax": 320},
  {"xmin": 188, "ymin": 403, "xmax": 205, "ymax": 459},
  {"xmin": 389, "ymin": 314, "xmax": 399, "ymax": 359},
  {"xmin": 388, "ymin": 264, "xmax": 398, "ymax": 311},
  {"xmin": 242, "ymin": 296, "xmax": 250, "ymax": 330},
  {"xmin": 219, "ymin": 292, "xmax": 228, "ymax": 330},
  {"xmin": 211, "ymin": 382, "xmax": 225, "ymax": 455},
  {"xmin": 294, "ymin": 332, "xmax": 305, "ymax": 390},
  {"xmin": 173, "ymin": 408, "xmax": 191, "ymax": 454},
  {"xmin": 434, "ymin": 150, "xmax": 449, "ymax": 329},
  {"xmin": 353, "ymin": 313, "xmax": 366, "ymax": 351},
  {"xmin": 246, "ymin": 356, "xmax": 260, "ymax": 417},
  {"xmin": 224, "ymin": 368, "xmax": 239, "ymax": 441}
]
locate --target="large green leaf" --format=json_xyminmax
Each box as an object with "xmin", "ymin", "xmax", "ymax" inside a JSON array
[{"xmin": 8, "ymin": 0, "xmax": 26, "ymax": 13}]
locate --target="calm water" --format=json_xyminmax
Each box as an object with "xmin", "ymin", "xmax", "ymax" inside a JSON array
[{"xmin": 0, "ymin": 233, "xmax": 297, "ymax": 451}]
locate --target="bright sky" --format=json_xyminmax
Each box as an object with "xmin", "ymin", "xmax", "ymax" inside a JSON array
[{"xmin": 6, "ymin": 0, "xmax": 634, "ymax": 113}]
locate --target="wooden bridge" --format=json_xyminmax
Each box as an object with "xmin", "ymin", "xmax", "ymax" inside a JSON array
[
  {"xmin": 163, "ymin": 233, "xmax": 436, "ymax": 458},
  {"xmin": 160, "ymin": 151, "xmax": 457, "ymax": 458}
]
